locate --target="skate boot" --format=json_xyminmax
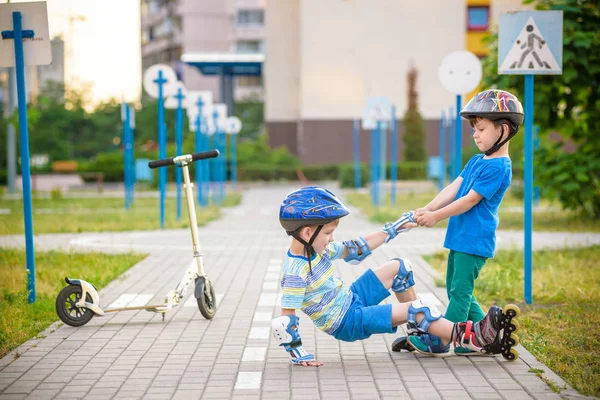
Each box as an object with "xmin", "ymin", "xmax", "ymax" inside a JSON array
[{"xmin": 454, "ymin": 304, "xmax": 521, "ymax": 361}]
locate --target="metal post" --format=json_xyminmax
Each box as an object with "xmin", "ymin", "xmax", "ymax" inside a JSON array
[
  {"xmin": 11, "ymin": 12, "xmax": 36, "ymax": 303},
  {"xmin": 353, "ymin": 119, "xmax": 361, "ymax": 188},
  {"xmin": 230, "ymin": 132, "xmax": 237, "ymax": 189},
  {"xmin": 175, "ymin": 88, "xmax": 184, "ymax": 220},
  {"xmin": 448, "ymin": 106, "xmax": 455, "ymax": 179},
  {"xmin": 524, "ymin": 75, "xmax": 534, "ymax": 305},
  {"xmin": 155, "ymin": 70, "xmax": 167, "ymax": 229},
  {"xmin": 123, "ymin": 104, "xmax": 131, "ymax": 210},
  {"xmin": 379, "ymin": 119, "xmax": 387, "ymax": 204},
  {"xmin": 370, "ymin": 127, "xmax": 376, "ymax": 205},
  {"xmin": 455, "ymin": 95, "xmax": 462, "ymax": 177},
  {"xmin": 439, "ymin": 110, "xmax": 446, "ymax": 192},
  {"xmin": 390, "ymin": 106, "xmax": 397, "ymax": 205},
  {"xmin": 533, "ymin": 125, "xmax": 540, "ymax": 208},
  {"xmin": 195, "ymin": 98, "xmax": 204, "ymax": 206}
]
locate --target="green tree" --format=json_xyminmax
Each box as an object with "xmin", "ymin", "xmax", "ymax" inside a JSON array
[
  {"xmin": 403, "ymin": 66, "xmax": 427, "ymax": 162},
  {"xmin": 481, "ymin": 0, "xmax": 600, "ymax": 217}
]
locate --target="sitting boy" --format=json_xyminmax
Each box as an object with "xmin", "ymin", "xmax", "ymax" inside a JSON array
[{"xmin": 273, "ymin": 186, "xmax": 519, "ymax": 366}]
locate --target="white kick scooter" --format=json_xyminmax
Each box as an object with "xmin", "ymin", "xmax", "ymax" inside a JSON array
[{"xmin": 55, "ymin": 150, "xmax": 220, "ymax": 327}]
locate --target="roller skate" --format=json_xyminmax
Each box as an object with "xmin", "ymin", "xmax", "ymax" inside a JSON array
[{"xmin": 455, "ymin": 304, "xmax": 521, "ymax": 361}]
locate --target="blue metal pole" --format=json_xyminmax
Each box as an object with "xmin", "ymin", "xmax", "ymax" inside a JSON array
[
  {"xmin": 390, "ymin": 106, "xmax": 397, "ymax": 206},
  {"xmin": 524, "ymin": 75, "xmax": 534, "ymax": 305},
  {"xmin": 231, "ymin": 133, "xmax": 237, "ymax": 190},
  {"xmin": 155, "ymin": 70, "xmax": 166, "ymax": 230},
  {"xmin": 448, "ymin": 107, "xmax": 455, "ymax": 180},
  {"xmin": 370, "ymin": 127, "xmax": 376, "ymax": 205},
  {"xmin": 202, "ymin": 130, "xmax": 209, "ymax": 207},
  {"xmin": 10, "ymin": 12, "xmax": 36, "ymax": 303},
  {"xmin": 533, "ymin": 125, "xmax": 540, "ymax": 207},
  {"xmin": 353, "ymin": 120, "xmax": 361, "ymax": 188},
  {"xmin": 195, "ymin": 113, "xmax": 203, "ymax": 206},
  {"xmin": 439, "ymin": 110, "xmax": 446, "ymax": 192},
  {"xmin": 175, "ymin": 88, "xmax": 184, "ymax": 220},
  {"xmin": 373, "ymin": 121, "xmax": 381, "ymax": 207},
  {"xmin": 212, "ymin": 112, "xmax": 220, "ymax": 205},
  {"xmin": 128, "ymin": 111, "xmax": 135, "ymax": 208},
  {"xmin": 455, "ymin": 95, "xmax": 462, "ymax": 177},
  {"xmin": 123, "ymin": 104, "xmax": 131, "ymax": 210}
]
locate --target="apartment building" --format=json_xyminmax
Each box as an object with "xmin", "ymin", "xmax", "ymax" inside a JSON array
[
  {"xmin": 265, "ymin": 0, "xmax": 528, "ymax": 165},
  {"xmin": 140, "ymin": 0, "xmax": 265, "ymax": 104}
]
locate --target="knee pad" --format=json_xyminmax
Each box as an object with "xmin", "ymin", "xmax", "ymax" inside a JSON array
[
  {"xmin": 343, "ymin": 237, "xmax": 372, "ymax": 265},
  {"xmin": 391, "ymin": 258, "xmax": 415, "ymax": 293},
  {"xmin": 407, "ymin": 299, "xmax": 442, "ymax": 334}
]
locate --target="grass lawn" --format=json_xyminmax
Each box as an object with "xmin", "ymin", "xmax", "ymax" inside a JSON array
[
  {"xmin": 425, "ymin": 246, "xmax": 600, "ymax": 397},
  {"xmin": 0, "ymin": 248, "xmax": 147, "ymax": 359},
  {"xmin": 345, "ymin": 190, "xmax": 600, "ymax": 232},
  {"xmin": 0, "ymin": 192, "xmax": 242, "ymax": 235}
]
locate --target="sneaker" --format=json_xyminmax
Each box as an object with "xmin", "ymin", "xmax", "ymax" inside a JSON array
[
  {"xmin": 408, "ymin": 334, "xmax": 451, "ymax": 357},
  {"xmin": 454, "ymin": 346, "xmax": 493, "ymax": 356}
]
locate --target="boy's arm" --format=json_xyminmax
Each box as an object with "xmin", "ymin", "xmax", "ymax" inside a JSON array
[
  {"xmin": 416, "ymin": 189, "xmax": 483, "ymax": 227},
  {"xmin": 421, "ymin": 177, "xmax": 463, "ymax": 211},
  {"xmin": 272, "ymin": 308, "xmax": 322, "ymax": 367}
]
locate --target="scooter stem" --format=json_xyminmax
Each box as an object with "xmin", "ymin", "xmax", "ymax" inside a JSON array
[{"xmin": 181, "ymin": 162, "xmax": 206, "ymax": 277}]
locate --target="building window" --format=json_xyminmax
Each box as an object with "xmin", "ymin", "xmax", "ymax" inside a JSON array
[
  {"xmin": 467, "ymin": 6, "xmax": 489, "ymax": 31},
  {"xmin": 237, "ymin": 76, "xmax": 262, "ymax": 87},
  {"xmin": 236, "ymin": 40, "xmax": 263, "ymax": 54},
  {"xmin": 237, "ymin": 9, "xmax": 264, "ymax": 26}
]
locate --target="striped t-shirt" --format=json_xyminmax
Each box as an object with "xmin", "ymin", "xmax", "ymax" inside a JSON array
[{"xmin": 280, "ymin": 242, "xmax": 353, "ymax": 335}]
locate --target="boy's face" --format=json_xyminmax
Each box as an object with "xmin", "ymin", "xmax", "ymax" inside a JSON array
[
  {"xmin": 304, "ymin": 220, "xmax": 339, "ymax": 255},
  {"xmin": 471, "ymin": 118, "xmax": 504, "ymax": 153}
]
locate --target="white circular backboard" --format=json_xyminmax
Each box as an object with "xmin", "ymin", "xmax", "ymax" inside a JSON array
[
  {"xmin": 164, "ymin": 81, "xmax": 187, "ymax": 109},
  {"xmin": 142, "ymin": 64, "xmax": 177, "ymax": 99},
  {"xmin": 186, "ymin": 91, "xmax": 213, "ymax": 113},
  {"xmin": 226, "ymin": 116, "xmax": 242, "ymax": 134},
  {"xmin": 438, "ymin": 51, "xmax": 482, "ymax": 95}
]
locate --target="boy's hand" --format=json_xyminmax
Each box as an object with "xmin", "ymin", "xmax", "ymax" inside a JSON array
[
  {"xmin": 295, "ymin": 359, "xmax": 323, "ymax": 367},
  {"xmin": 415, "ymin": 210, "xmax": 438, "ymax": 228}
]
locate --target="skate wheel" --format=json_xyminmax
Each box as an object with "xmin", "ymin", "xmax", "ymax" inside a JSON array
[
  {"xmin": 503, "ymin": 347, "xmax": 519, "ymax": 361},
  {"xmin": 506, "ymin": 334, "xmax": 520, "ymax": 347},
  {"xmin": 504, "ymin": 304, "xmax": 520, "ymax": 318},
  {"xmin": 507, "ymin": 319, "xmax": 520, "ymax": 333}
]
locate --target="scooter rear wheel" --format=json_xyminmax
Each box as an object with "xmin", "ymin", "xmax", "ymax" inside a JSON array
[
  {"xmin": 56, "ymin": 285, "xmax": 94, "ymax": 327},
  {"xmin": 195, "ymin": 278, "xmax": 216, "ymax": 320}
]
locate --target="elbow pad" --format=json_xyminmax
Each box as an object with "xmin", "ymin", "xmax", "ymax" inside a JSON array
[{"xmin": 343, "ymin": 236, "xmax": 372, "ymax": 265}]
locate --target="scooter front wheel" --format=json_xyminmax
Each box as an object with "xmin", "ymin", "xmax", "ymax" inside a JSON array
[
  {"xmin": 195, "ymin": 277, "xmax": 216, "ymax": 320},
  {"xmin": 56, "ymin": 285, "xmax": 95, "ymax": 327}
]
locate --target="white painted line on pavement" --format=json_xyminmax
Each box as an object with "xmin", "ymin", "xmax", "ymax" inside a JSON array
[
  {"xmin": 107, "ymin": 294, "xmax": 138, "ymax": 309},
  {"xmin": 129, "ymin": 294, "xmax": 154, "ymax": 307},
  {"xmin": 253, "ymin": 311, "xmax": 272, "ymax": 322},
  {"xmin": 242, "ymin": 347, "xmax": 266, "ymax": 362},
  {"xmin": 262, "ymin": 282, "xmax": 278, "ymax": 291},
  {"xmin": 235, "ymin": 371, "xmax": 262, "ymax": 389},
  {"xmin": 258, "ymin": 293, "xmax": 277, "ymax": 307},
  {"xmin": 248, "ymin": 327, "xmax": 270, "ymax": 339},
  {"xmin": 264, "ymin": 272, "xmax": 279, "ymax": 281},
  {"xmin": 418, "ymin": 292, "xmax": 443, "ymax": 308}
]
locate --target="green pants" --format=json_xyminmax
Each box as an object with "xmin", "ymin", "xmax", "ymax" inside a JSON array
[{"xmin": 443, "ymin": 250, "xmax": 487, "ymax": 323}]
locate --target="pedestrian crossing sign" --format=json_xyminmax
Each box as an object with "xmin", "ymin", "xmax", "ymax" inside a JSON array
[{"xmin": 498, "ymin": 11, "xmax": 563, "ymax": 75}]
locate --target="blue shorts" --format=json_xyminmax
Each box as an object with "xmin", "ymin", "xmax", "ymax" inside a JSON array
[{"xmin": 333, "ymin": 269, "xmax": 397, "ymax": 342}]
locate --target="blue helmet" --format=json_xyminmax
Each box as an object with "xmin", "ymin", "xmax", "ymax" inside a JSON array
[{"xmin": 279, "ymin": 186, "xmax": 350, "ymax": 233}]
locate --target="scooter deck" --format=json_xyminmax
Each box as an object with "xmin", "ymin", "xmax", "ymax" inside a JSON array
[{"xmin": 103, "ymin": 304, "xmax": 171, "ymax": 313}]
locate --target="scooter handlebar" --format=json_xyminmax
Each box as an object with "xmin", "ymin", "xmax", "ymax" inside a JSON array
[{"xmin": 148, "ymin": 150, "xmax": 220, "ymax": 169}]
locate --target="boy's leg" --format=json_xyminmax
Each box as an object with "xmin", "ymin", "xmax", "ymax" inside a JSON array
[
  {"xmin": 392, "ymin": 300, "xmax": 521, "ymax": 360},
  {"xmin": 443, "ymin": 251, "xmax": 486, "ymax": 323},
  {"xmin": 446, "ymin": 250, "xmax": 455, "ymax": 302},
  {"xmin": 373, "ymin": 258, "xmax": 417, "ymax": 302}
]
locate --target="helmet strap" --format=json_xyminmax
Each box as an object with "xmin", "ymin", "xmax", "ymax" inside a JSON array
[
  {"xmin": 291, "ymin": 225, "xmax": 323, "ymax": 274},
  {"xmin": 484, "ymin": 121, "xmax": 516, "ymax": 156}
]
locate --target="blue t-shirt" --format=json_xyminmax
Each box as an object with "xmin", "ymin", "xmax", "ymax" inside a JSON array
[{"xmin": 444, "ymin": 154, "xmax": 512, "ymax": 258}]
